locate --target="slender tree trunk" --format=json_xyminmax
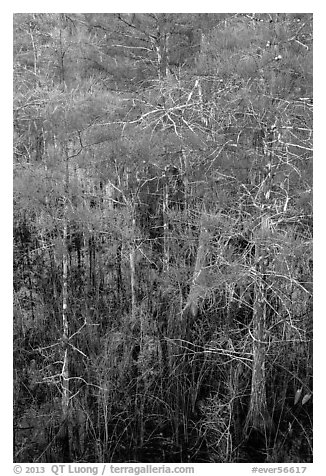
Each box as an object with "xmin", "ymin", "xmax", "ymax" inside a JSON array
[
  {"xmin": 162, "ymin": 178, "xmax": 169, "ymax": 272},
  {"xmin": 245, "ymin": 128, "xmax": 276, "ymax": 439},
  {"xmin": 162, "ymin": 30, "xmax": 170, "ymax": 78},
  {"xmin": 155, "ymin": 15, "xmax": 170, "ymax": 80},
  {"xmin": 28, "ymin": 16, "xmax": 40, "ymax": 84},
  {"xmin": 116, "ymin": 242, "xmax": 123, "ymax": 305},
  {"xmin": 88, "ymin": 235, "xmax": 96, "ymax": 291},
  {"xmin": 182, "ymin": 214, "xmax": 209, "ymax": 322},
  {"xmin": 61, "ymin": 144, "xmax": 71, "ymax": 461},
  {"xmin": 61, "ymin": 215, "xmax": 71, "ymax": 461},
  {"xmin": 130, "ymin": 205, "xmax": 137, "ymax": 321}
]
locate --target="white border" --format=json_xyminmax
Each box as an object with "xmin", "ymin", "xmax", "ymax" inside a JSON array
[{"xmin": 4, "ymin": 4, "xmax": 323, "ymax": 475}]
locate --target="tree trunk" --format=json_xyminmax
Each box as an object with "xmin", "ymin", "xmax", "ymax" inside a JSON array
[
  {"xmin": 245, "ymin": 239, "xmax": 270, "ymax": 436},
  {"xmin": 156, "ymin": 15, "xmax": 170, "ymax": 80},
  {"xmin": 182, "ymin": 214, "xmax": 209, "ymax": 322},
  {"xmin": 116, "ymin": 242, "xmax": 123, "ymax": 305},
  {"xmin": 61, "ymin": 145, "xmax": 71, "ymax": 461},
  {"xmin": 88, "ymin": 235, "xmax": 96, "ymax": 291},
  {"xmin": 162, "ymin": 178, "xmax": 169, "ymax": 272},
  {"xmin": 245, "ymin": 126, "xmax": 276, "ymax": 439},
  {"xmin": 130, "ymin": 206, "xmax": 137, "ymax": 321}
]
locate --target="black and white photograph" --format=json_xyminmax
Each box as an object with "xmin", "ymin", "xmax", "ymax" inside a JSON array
[{"xmin": 12, "ymin": 10, "xmax": 313, "ymax": 467}]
